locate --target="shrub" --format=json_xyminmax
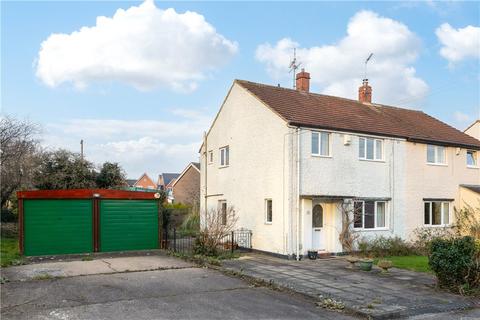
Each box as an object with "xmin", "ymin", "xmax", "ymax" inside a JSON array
[
  {"xmin": 411, "ymin": 227, "xmax": 453, "ymax": 255},
  {"xmin": 429, "ymin": 236, "xmax": 480, "ymax": 294},
  {"xmin": 453, "ymin": 205, "xmax": 480, "ymax": 239},
  {"xmin": 356, "ymin": 236, "xmax": 414, "ymax": 257},
  {"xmin": 193, "ymin": 206, "xmax": 238, "ymax": 257},
  {"xmin": 357, "ymin": 238, "xmax": 369, "ymax": 257},
  {"xmin": 1, "ymin": 208, "xmax": 17, "ymax": 223},
  {"xmin": 180, "ymin": 210, "xmax": 200, "ymax": 236}
]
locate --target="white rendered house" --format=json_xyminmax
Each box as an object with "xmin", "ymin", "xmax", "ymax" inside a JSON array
[{"xmin": 200, "ymin": 70, "xmax": 480, "ymax": 258}]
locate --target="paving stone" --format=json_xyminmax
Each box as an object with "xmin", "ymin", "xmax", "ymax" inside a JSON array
[{"xmin": 223, "ymin": 253, "xmax": 476, "ymax": 319}]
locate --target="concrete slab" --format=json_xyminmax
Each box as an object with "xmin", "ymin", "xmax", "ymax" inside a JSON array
[
  {"xmin": 1, "ymin": 255, "xmax": 193, "ymax": 282},
  {"xmin": 1, "ymin": 266, "xmax": 355, "ymax": 320}
]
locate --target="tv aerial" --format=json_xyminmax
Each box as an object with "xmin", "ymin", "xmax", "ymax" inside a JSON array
[{"xmin": 289, "ymin": 48, "xmax": 302, "ymax": 89}]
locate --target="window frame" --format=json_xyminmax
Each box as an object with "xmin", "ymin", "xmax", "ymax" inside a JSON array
[
  {"xmin": 265, "ymin": 199, "xmax": 273, "ymax": 224},
  {"xmin": 311, "ymin": 131, "xmax": 332, "ymax": 157},
  {"xmin": 218, "ymin": 200, "xmax": 227, "ymax": 226},
  {"xmin": 358, "ymin": 137, "xmax": 384, "ymax": 161},
  {"xmin": 208, "ymin": 150, "xmax": 213, "ymax": 164},
  {"xmin": 353, "ymin": 200, "xmax": 388, "ymax": 230},
  {"xmin": 219, "ymin": 146, "xmax": 229, "ymax": 167},
  {"xmin": 467, "ymin": 150, "xmax": 478, "ymax": 168},
  {"xmin": 426, "ymin": 145, "xmax": 447, "ymax": 165},
  {"xmin": 423, "ymin": 201, "xmax": 450, "ymax": 226}
]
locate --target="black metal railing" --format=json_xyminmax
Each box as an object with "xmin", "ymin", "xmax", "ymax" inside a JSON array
[{"xmin": 161, "ymin": 228, "xmax": 252, "ymax": 255}]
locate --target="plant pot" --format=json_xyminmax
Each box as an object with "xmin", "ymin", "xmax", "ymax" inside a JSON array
[
  {"xmin": 377, "ymin": 259, "xmax": 393, "ymax": 274},
  {"xmin": 346, "ymin": 256, "xmax": 360, "ymax": 269},
  {"xmin": 307, "ymin": 250, "xmax": 318, "ymax": 260},
  {"xmin": 359, "ymin": 259, "xmax": 373, "ymax": 271}
]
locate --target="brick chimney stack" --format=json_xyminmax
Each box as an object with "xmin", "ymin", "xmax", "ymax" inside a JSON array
[
  {"xmin": 358, "ymin": 79, "xmax": 372, "ymax": 103},
  {"xmin": 296, "ymin": 69, "xmax": 310, "ymax": 93}
]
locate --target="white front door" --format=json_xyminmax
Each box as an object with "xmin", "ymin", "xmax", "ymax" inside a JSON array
[{"xmin": 312, "ymin": 204, "xmax": 324, "ymax": 251}]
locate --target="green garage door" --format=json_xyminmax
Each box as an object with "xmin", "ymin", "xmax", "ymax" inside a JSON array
[
  {"xmin": 24, "ymin": 199, "xmax": 93, "ymax": 256},
  {"xmin": 100, "ymin": 200, "xmax": 158, "ymax": 252}
]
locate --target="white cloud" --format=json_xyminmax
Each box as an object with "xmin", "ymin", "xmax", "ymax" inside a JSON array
[
  {"xmin": 436, "ymin": 23, "xmax": 480, "ymax": 64},
  {"xmin": 42, "ymin": 109, "xmax": 212, "ymax": 177},
  {"xmin": 35, "ymin": 0, "xmax": 238, "ymax": 91},
  {"xmin": 453, "ymin": 111, "xmax": 474, "ymax": 124},
  {"xmin": 255, "ymin": 10, "xmax": 428, "ymax": 106}
]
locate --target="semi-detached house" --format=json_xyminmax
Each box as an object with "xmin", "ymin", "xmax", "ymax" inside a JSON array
[{"xmin": 200, "ymin": 70, "xmax": 480, "ymax": 258}]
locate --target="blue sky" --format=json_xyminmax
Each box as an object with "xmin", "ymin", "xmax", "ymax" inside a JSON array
[{"xmin": 2, "ymin": 0, "xmax": 479, "ymax": 178}]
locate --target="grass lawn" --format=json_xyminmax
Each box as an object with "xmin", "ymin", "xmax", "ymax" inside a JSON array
[
  {"xmin": 1, "ymin": 236, "xmax": 23, "ymax": 267},
  {"xmin": 374, "ymin": 255, "xmax": 430, "ymax": 273}
]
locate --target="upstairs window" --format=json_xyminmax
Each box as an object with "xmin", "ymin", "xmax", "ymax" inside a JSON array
[
  {"xmin": 424, "ymin": 201, "xmax": 449, "ymax": 226},
  {"xmin": 467, "ymin": 150, "xmax": 477, "ymax": 167},
  {"xmin": 354, "ymin": 200, "xmax": 387, "ymax": 229},
  {"xmin": 311, "ymin": 131, "xmax": 330, "ymax": 156},
  {"xmin": 427, "ymin": 145, "xmax": 446, "ymax": 164},
  {"xmin": 359, "ymin": 137, "xmax": 383, "ymax": 161},
  {"xmin": 265, "ymin": 199, "xmax": 273, "ymax": 224},
  {"xmin": 220, "ymin": 146, "xmax": 229, "ymax": 167}
]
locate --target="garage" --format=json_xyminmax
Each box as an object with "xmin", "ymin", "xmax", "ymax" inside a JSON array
[
  {"xmin": 23, "ymin": 199, "xmax": 93, "ymax": 256},
  {"xmin": 100, "ymin": 200, "xmax": 159, "ymax": 252},
  {"xmin": 17, "ymin": 189, "xmax": 161, "ymax": 256}
]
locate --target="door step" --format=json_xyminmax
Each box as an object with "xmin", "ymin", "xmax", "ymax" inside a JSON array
[{"xmin": 316, "ymin": 251, "xmax": 333, "ymax": 259}]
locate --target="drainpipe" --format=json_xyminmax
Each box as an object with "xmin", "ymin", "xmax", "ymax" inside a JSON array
[
  {"xmin": 296, "ymin": 127, "xmax": 301, "ymax": 261},
  {"xmin": 203, "ymin": 132, "xmax": 208, "ymax": 229}
]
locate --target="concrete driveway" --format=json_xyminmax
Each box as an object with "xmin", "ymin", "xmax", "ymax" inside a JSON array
[{"xmin": 1, "ymin": 254, "xmax": 355, "ymax": 320}]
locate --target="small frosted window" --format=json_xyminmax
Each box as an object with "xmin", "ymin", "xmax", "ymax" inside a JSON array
[{"xmin": 311, "ymin": 132, "xmax": 319, "ymax": 154}]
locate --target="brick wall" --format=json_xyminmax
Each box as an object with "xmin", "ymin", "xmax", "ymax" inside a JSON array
[{"xmin": 173, "ymin": 166, "xmax": 200, "ymax": 205}]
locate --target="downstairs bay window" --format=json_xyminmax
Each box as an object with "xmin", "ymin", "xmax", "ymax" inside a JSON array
[{"xmin": 353, "ymin": 200, "xmax": 387, "ymax": 229}]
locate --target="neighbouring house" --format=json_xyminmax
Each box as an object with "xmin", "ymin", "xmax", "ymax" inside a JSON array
[
  {"xmin": 126, "ymin": 179, "xmax": 137, "ymax": 187},
  {"xmin": 157, "ymin": 173, "xmax": 180, "ymax": 202},
  {"xmin": 200, "ymin": 70, "xmax": 480, "ymax": 258},
  {"xmin": 129, "ymin": 173, "xmax": 157, "ymax": 190},
  {"xmin": 172, "ymin": 162, "xmax": 200, "ymax": 205},
  {"xmin": 465, "ymin": 120, "xmax": 480, "ymax": 140}
]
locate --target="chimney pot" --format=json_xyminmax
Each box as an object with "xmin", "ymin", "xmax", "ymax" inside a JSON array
[
  {"xmin": 358, "ymin": 78, "xmax": 372, "ymax": 103},
  {"xmin": 296, "ymin": 69, "xmax": 310, "ymax": 92}
]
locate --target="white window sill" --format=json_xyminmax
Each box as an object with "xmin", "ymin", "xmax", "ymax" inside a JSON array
[
  {"xmin": 423, "ymin": 224, "xmax": 451, "ymax": 228},
  {"xmin": 359, "ymin": 158, "xmax": 385, "ymax": 163},
  {"xmin": 265, "ymin": 222, "xmax": 272, "ymax": 225},
  {"xmin": 311, "ymin": 154, "xmax": 332, "ymax": 158},
  {"xmin": 219, "ymin": 165, "xmax": 229, "ymax": 169},
  {"xmin": 354, "ymin": 228, "xmax": 389, "ymax": 232},
  {"xmin": 467, "ymin": 165, "xmax": 479, "ymax": 169},
  {"xmin": 426, "ymin": 162, "xmax": 448, "ymax": 167}
]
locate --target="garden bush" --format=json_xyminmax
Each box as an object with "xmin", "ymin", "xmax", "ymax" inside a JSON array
[
  {"xmin": 429, "ymin": 236, "xmax": 480, "ymax": 294},
  {"xmin": 194, "ymin": 232, "xmax": 219, "ymax": 256},
  {"xmin": 1, "ymin": 208, "xmax": 17, "ymax": 223},
  {"xmin": 356, "ymin": 236, "xmax": 415, "ymax": 257},
  {"xmin": 412, "ymin": 227, "xmax": 453, "ymax": 255}
]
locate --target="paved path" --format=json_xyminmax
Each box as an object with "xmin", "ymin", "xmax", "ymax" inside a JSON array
[
  {"xmin": 1, "ymin": 255, "xmax": 193, "ymax": 282},
  {"xmin": 1, "ymin": 255, "xmax": 355, "ymax": 320},
  {"xmin": 223, "ymin": 254, "xmax": 478, "ymax": 319}
]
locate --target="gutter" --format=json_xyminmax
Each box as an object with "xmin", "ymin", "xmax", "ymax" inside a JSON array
[{"xmin": 288, "ymin": 121, "xmax": 480, "ymax": 150}]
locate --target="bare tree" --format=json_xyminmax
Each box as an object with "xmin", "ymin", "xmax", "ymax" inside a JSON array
[
  {"xmin": 195, "ymin": 206, "xmax": 238, "ymax": 255},
  {"xmin": 337, "ymin": 199, "xmax": 360, "ymax": 254},
  {"xmin": 453, "ymin": 203, "xmax": 480, "ymax": 239},
  {"xmin": 0, "ymin": 116, "xmax": 41, "ymax": 208}
]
